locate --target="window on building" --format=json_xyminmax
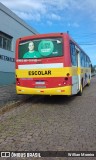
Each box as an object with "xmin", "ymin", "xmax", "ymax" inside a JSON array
[{"xmin": 0, "ymin": 31, "xmax": 12, "ymax": 51}]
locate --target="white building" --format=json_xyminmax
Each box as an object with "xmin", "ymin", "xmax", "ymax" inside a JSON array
[{"xmin": 0, "ymin": 2, "xmax": 38, "ymax": 85}]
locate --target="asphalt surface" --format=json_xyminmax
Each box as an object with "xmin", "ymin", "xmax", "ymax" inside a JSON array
[{"xmin": 0, "ymin": 76, "xmax": 96, "ymax": 160}]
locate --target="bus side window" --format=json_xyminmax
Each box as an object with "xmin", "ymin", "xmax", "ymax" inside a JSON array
[
  {"xmin": 70, "ymin": 42, "xmax": 77, "ymax": 66},
  {"xmin": 87, "ymin": 57, "xmax": 89, "ymax": 67},
  {"xmin": 80, "ymin": 51, "xmax": 85, "ymax": 67}
]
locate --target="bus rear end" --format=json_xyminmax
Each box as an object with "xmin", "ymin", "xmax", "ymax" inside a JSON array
[{"xmin": 15, "ymin": 33, "xmax": 72, "ymax": 95}]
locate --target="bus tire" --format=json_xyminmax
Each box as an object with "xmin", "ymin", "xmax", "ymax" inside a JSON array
[
  {"xmin": 78, "ymin": 82, "xmax": 83, "ymax": 96},
  {"xmin": 87, "ymin": 79, "xmax": 90, "ymax": 86}
]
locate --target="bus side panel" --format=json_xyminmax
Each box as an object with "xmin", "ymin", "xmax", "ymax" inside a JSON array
[
  {"xmin": 72, "ymin": 76, "xmax": 79, "ymax": 94},
  {"xmin": 64, "ymin": 34, "xmax": 71, "ymax": 67}
]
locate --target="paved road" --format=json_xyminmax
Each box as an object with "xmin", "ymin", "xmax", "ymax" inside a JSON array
[
  {"xmin": 0, "ymin": 84, "xmax": 29, "ymax": 108},
  {"xmin": 0, "ymin": 76, "xmax": 96, "ymax": 160}
]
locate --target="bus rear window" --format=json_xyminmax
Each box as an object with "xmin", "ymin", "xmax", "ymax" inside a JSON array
[{"xmin": 18, "ymin": 38, "xmax": 63, "ymax": 59}]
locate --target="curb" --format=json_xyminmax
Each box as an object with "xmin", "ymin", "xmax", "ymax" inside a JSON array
[{"xmin": 0, "ymin": 98, "xmax": 29, "ymax": 115}]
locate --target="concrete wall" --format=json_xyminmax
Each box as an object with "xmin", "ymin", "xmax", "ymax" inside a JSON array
[{"xmin": 0, "ymin": 72, "xmax": 15, "ymax": 85}]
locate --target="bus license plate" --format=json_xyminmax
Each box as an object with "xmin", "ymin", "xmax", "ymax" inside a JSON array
[
  {"xmin": 35, "ymin": 86, "xmax": 46, "ymax": 88},
  {"xmin": 35, "ymin": 81, "xmax": 45, "ymax": 85}
]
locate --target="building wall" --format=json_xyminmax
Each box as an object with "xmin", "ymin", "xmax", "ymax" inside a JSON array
[
  {"xmin": 0, "ymin": 3, "xmax": 37, "ymax": 85},
  {"xmin": 0, "ymin": 72, "xmax": 15, "ymax": 85}
]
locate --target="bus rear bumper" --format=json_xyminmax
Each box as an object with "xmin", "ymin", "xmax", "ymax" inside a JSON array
[{"xmin": 16, "ymin": 86, "xmax": 72, "ymax": 95}]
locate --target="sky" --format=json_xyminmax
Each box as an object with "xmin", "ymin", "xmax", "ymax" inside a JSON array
[{"xmin": 0, "ymin": 0, "xmax": 96, "ymax": 65}]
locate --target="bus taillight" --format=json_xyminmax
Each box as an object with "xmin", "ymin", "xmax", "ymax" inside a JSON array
[
  {"xmin": 65, "ymin": 77, "xmax": 68, "ymax": 81},
  {"xmin": 16, "ymin": 78, "xmax": 20, "ymax": 85},
  {"xmin": 64, "ymin": 77, "xmax": 71, "ymax": 85}
]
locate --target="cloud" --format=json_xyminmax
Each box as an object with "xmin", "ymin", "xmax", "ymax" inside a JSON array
[
  {"xmin": 1, "ymin": 0, "xmax": 96, "ymax": 23},
  {"xmin": 0, "ymin": 0, "xmax": 46, "ymax": 13},
  {"xmin": 67, "ymin": 22, "xmax": 80, "ymax": 28},
  {"xmin": 0, "ymin": 0, "xmax": 47, "ymax": 22},
  {"xmin": 47, "ymin": 13, "xmax": 61, "ymax": 21},
  {"xmin": 46, "ymin": 20, "xmax": 53, "ymax": 26},
  {"xmin": 14, "ymin": 11, "xmax": 41, "ymax": 22}
]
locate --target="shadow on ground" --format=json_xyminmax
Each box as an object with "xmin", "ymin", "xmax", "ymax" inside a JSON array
[{"xmin": 27, "ymin": 94, "xmax": 76, "ymax": 106}]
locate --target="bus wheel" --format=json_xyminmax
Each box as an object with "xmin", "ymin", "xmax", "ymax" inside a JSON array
[
  {"xmin": 78, "ymin": 83, "xmax": 83, "ymax": 96},
  {"xmin": 87, "ymin": 79, "xmax": 90, "ymax": 86}
]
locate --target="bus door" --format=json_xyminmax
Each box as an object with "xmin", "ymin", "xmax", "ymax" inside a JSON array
[
  {"xmin": 75, "ymin": 46, "xmax": 80, "ymax": 92},
  {"xmin": 71, "ymin": 45, "xmax": 80, "ymax": 95}
]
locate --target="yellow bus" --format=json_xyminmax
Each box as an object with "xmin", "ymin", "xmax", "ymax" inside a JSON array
[{"xmin": 15, "ymin": 33, "xmax": 91, "ymax": 96}]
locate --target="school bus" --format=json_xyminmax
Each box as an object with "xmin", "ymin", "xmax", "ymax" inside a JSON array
[{"xmin": 15, "ymin": 33, "xmax": 91, "ymax": 96}]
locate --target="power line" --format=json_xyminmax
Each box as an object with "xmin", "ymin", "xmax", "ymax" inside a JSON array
[
  {"xmin": 69, "ymin": 32, "xmax": 96, "ymax": 46},
  {"xmin": 70, "ymin": 33, "xmax": 96, "ymax": 43},
  {"xmin": 79, "ymin": 43, "xmax": 96, "ymax": 45},
  {"xmin": 71, "ymin": 32, "xmax": 96, "ymax": 36}
]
